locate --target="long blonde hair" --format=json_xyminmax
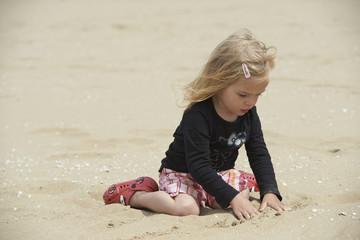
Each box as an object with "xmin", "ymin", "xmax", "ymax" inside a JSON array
[{"xmin": 183, "ymin": 29, "xmax": 277, "ymax": 110}]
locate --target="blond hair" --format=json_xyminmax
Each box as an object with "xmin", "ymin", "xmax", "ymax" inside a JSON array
[{"xmin": 183, "ymin": 29, "xmax": 277, "ymax": 110}]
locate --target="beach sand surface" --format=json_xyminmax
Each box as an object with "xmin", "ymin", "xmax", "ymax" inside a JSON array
[{"xmin": 0, "ymin": 0, "xmax": 359, "ymax": 239}]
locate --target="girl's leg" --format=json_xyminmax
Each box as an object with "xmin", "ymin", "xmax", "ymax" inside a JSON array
[{"xmin": 129, "ymin": 191, "xmax": 201, "ymax": 216}]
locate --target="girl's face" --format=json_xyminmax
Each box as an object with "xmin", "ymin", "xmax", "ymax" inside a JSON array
[{"xmin": 212, "ymin": 76, "xmax": 269, "ymax": 122}]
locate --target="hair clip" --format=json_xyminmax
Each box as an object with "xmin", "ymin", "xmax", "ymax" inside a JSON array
[{"xmin": 242, "ymin": 63, "xmax": 251, "ymax": 79}]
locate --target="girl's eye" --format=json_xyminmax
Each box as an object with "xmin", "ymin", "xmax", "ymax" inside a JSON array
[{"xmin": 238, "ymin": 94, "xmax": 247, "ymax": 98}]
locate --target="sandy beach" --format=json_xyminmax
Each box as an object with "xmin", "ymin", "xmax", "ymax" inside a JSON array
[{"xmin": 0, "ymin": 0, "xmax": 359, "ymax": 239}]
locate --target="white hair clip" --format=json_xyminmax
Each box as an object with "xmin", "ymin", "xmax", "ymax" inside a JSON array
[{"xmin": 242, "ymin": 63, "xmax": 251, "ymax": 79}]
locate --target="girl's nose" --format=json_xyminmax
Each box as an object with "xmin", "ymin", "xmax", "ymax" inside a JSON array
[{"xmin": 245, "ymin": 95, "xmax": 259, "ymax": 107}]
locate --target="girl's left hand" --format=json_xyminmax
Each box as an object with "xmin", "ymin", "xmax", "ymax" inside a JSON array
[{"xmin": 259, "ymin": 193, "xmax": 292, "ymax": 212}]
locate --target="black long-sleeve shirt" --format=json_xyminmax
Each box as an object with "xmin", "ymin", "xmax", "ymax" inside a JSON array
[{"xmin": 159, "ymin": 98, "xmax": 281, "ymax": 209}]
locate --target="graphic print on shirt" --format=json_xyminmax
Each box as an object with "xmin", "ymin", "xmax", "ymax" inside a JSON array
[
  {"xmin": 220, "ymin": 132, "xmax": 247, "ymax": 147},
  {"xmin": 210, "ymin": 132, "xmax": 246, "ymax": 170}
]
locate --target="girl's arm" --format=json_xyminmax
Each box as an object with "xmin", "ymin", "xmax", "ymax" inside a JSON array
[{"xmin": 245, "ymin": 107, "xmax": 282, "ymax": 201}]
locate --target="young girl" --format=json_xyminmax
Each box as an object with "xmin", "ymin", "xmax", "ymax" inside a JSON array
[{"xmin": 103, "ymin": 29, "xmax": 290, "ymax": 220}]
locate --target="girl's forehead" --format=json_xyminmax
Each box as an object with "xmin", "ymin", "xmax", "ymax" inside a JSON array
[{"xmin": 232, "ymin": 77, "xmax": 269, "ymax": 94}]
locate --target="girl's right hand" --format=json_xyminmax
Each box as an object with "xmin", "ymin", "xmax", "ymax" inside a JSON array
[{"xmin": 230, "ymin": 193, "xmax": 260, "ymax": 220}]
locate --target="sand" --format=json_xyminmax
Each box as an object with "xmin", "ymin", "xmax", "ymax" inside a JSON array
[{"xmin": 0, "ymin": 0, "xmax": 359, "ymax": 239}]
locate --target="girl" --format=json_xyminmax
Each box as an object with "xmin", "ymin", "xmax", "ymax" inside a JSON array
[{"xmin": 103, "ymin": 29, "xmax": 290, "ymax": 220}]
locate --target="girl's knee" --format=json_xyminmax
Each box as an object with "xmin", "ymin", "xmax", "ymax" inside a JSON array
[
  {"xmin": 174, "ymin": 195, "xmax": 200, "ymax": 216},
  {"xmin": 176, "ymin": 201, "xmax": 200, "ymax": 216}
]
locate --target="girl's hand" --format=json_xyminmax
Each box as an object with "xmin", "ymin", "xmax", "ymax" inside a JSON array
[
  {"xmin": 259, "ymin": 193, "xmax": 292, "ymax": 212},
  {"xmin": 230, "ymin": 193, "xmax": 260, "ymax": 220}
]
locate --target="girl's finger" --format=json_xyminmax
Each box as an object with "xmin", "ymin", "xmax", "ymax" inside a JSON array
[
  {"xmin": 242, "ymin": 211, "xmax": 251, "ymax": 220},
  {"xmin": 235, "ymin": 210, "xmax": 244, "ymax": 220},
  {"xmin": 259, "ymin": 201, "xmax": 267, "ymax": 212},
  {"xmin": 270, "ymin": 203, "xmax": 283, "ymax": 212}
]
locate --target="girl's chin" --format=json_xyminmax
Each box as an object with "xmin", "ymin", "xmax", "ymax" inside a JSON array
[{"xmin": 239, "ymin": 109, "xmax": 249, "ymax": 115}]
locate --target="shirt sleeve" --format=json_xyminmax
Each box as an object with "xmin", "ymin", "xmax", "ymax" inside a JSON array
[
  {"xmin": 245, "ymin": 107, "xmax": 282, "ymax": 201},
  {"xmin": 182, "ymin": 110, "xmax": 239, "ymax": 209}
]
